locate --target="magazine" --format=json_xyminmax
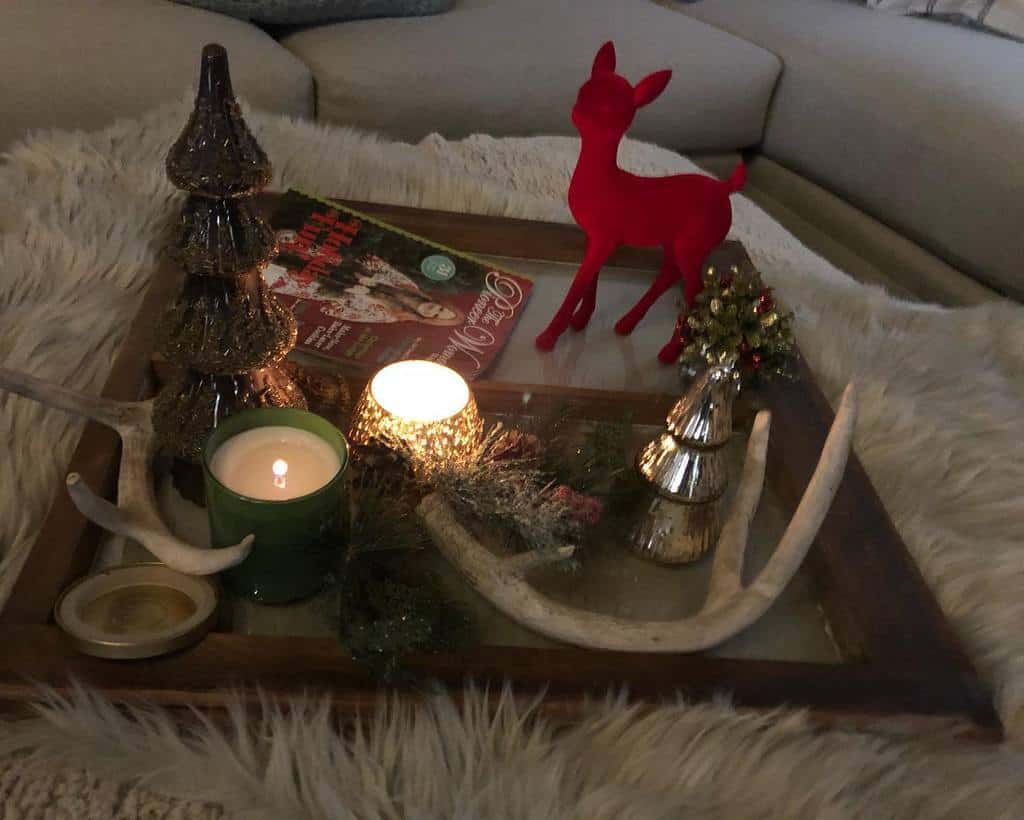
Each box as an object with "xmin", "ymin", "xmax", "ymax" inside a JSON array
[{"xmin": 264, "ymin": 190, "xmax": 533, "ymax": 380}]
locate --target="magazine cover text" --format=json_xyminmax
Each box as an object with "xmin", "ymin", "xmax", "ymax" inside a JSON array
[{"xmin": 264, "ymin": 191, "xmax": 532, "ymax": 380}]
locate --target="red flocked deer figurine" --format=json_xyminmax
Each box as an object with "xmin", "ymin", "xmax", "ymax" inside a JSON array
[{"xmin": 535, "ymin": 41, "xmax": 746, "ymax": 363}]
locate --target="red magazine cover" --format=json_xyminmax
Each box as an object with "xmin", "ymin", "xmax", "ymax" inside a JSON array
[{"xmin": 264, "ymin": 191, "xmax": 533, "ymax": 381}]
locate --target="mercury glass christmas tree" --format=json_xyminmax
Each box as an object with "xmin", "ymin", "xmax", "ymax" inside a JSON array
[
  {"xmin": 630, "ymin": 364, "xmax": 739, "ymax": 563},
  {"xmin": 154, "ymin": 44, "xmax": 305, "ymax": 462}
]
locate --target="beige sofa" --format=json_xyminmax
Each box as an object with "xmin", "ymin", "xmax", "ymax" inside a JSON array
[{"xmin": 3, "ymin": 0, "xmax": 1020, "ymax": 306}]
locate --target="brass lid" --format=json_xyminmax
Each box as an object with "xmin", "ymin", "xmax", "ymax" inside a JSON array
[{"xmin": 54, "ymin": 563, "xmax": 219, "ymax": 660}]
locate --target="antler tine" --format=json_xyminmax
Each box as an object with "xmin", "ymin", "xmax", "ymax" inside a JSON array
[
  {"xmin": 66, "ymin": 475, "xmax": 253, "ymax": 576},
  {"xmin": 0, "ymin": 367, "xmax": 252, "ymax": 576},
  {"xmin": 744, "ymin": 383, "xmax": 857, "ymax": 600},
  {"xmin": 704, "ymin": 409, "xmax": 771, "ymax": 608},
  {"xmin": 65, "ymin": 408, "xmax": 253, "ymax": 575},
  {"xmin": 0, "ymin": 366, "xmax": 145, "ymax": 428},
  {"xmin": 503, "ymin": 544, "xmax": 577, "ymax": 577}
]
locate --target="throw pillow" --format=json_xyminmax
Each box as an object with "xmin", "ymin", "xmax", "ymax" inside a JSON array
[
  {"xmin": 866, "ymin": 0, "xmax": 1024, "ymax": 41},
  {"xmin": 173, "ymin": 0, "xmax": 454, "ymax": 25}
]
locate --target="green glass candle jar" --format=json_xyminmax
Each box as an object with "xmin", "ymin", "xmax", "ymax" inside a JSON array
[{"xmin": 202, "ymin": 407, "xmax": 349, "ymax": 604}]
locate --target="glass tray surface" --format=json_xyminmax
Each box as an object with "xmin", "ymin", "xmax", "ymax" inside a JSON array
[{"xmin": 110, "ymin": 409, "xmax": 838, "ymax": 665}]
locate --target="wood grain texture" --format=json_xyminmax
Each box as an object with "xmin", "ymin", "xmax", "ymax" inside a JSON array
[
  {"xmin": 0, "ymin": 625, "xmax": 999, "ymax": 736},
  {"xmin": 760, "ymin": 359, "xmax": 982, "ymax": 670},
  {"xmin": 254, "ymin": 194, "xmax": 658, "ymax": 269}
]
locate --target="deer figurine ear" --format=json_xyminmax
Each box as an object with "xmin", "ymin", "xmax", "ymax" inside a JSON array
[
  {"xmin": 591, "ymin": 41, "xmax": 616, "ymax": 76},
  {"xmin": 634, "ymin": 70, "xmax": 672, "ymax": 108}
]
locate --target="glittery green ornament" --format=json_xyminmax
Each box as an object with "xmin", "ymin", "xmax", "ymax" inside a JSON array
[
  {"xmin": 678, "ymin": 259, "xmax": 795, "ymax": 385},
  {"xmin": 337, "ymin": 554, "xmax": 473, "ymax": 684},
  {"xmin": 336, "ymin": 475, "xmax": 472, "ymax": 683}
]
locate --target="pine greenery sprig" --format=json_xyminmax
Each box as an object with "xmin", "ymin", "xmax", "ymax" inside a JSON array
[
  {"xmin": 337, "ymin": 553, "xmax": 473, "ymax": 684},
  {"xmin": 414, "ymin": 424, "xmax": 584, "ymax": 553},
  {"xmin": 337, "ymin": 474, "xmax": 472, "ymax": 683}
]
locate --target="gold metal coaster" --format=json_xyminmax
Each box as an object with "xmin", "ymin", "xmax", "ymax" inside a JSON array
[{"xmin": 55, "ymin": 563, "xmax": 218, "ymax": 659}]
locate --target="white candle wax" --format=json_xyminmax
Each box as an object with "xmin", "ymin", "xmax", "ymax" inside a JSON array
[
  {"xmin": 210, "ymin": 426, "xmax": 341, "ymax": 501},
  {"xmin": 370, "ymin": 360, "xmax": 470, "ymax": 421}
]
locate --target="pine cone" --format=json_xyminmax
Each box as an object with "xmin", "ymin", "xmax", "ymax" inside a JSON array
[{"xmin": 490, "ymin": 429, "xmax": 544, "ymax": 463}]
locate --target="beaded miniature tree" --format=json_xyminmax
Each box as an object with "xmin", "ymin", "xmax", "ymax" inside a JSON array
[{"xmin": 154, "ymin": 44, "xmax": 305, "ymax": 462}]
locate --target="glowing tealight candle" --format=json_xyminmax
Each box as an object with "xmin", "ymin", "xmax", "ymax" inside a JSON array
[
  {"xmin": 348, "ymin": 360, "xmax": 483, "ymax": 467},
  {"xmin": 209, "ymin": 426, "xmax": 341, "ymax": 501},
  {"xmin": 372, "ymin": 360, "xmax": 470, "ymax": 421}
]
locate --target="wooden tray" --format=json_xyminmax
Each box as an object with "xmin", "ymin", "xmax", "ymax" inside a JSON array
[{"xmin": 0, "ymin": 198, "xmax": 1000, "ymax": 738}]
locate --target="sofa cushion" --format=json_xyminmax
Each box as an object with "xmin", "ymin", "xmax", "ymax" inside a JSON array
[
  {"xmin": 280, "ymin": 0, "xmax": 781, "ymax": 151},
  {"xmin": 678, "ymin": 0, "xmax": 1024, "ymax": 299},
  {"xmin": 0, "ymin": 0, "xmax": 313, "ymax": 150}
]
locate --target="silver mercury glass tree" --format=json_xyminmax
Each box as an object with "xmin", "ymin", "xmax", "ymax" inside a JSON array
[{"xmin": 629, "ymin": 363, "xmax": 740, "ymax": 563}]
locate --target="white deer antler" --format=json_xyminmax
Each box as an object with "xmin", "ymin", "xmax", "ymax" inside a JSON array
[
  {"xmin": 416, "ymin": 384, "xmax": 856, "ymax": 653},
  {"xmin": 0, "ymin": 367, "xmax": 252, "ymax": 576}
]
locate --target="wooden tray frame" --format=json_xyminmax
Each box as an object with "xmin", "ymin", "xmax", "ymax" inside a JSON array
[{"xmin": 0, "ymin": 198, "xmax": 1000, "ymax": 737}]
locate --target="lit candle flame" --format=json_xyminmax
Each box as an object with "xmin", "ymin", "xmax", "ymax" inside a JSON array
[{"xmin": 272, "ymin": 458, "xmax": 288, "ymax": 490}]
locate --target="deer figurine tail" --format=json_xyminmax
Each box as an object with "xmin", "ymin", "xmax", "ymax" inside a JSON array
[{"xmin": 724, "ymin": 162, "xmax": 747, "ymax": 193}]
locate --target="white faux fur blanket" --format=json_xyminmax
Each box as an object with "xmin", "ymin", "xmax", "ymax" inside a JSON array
[
  {"xmin": 1, "ymin": 100, "xmax": 1023, "ymax": 815},
  {"xmin": 2, "ymin": 685, "xmax": 1023, "ymax": 819}
]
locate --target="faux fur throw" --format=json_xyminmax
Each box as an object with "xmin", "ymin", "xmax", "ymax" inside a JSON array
[
  {"xmin": 0, "ymin": 99, "xmax": 1022, "ymax": 815},
  {"xmin": 2, "ymin": 685, "xmax": 1023, "ymax": 819}
]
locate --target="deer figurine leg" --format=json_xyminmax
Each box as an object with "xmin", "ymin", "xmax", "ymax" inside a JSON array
[
  {"xmin": 536, "ymin": 236, "xmax": 616, "ymax": 351},
  {"xmin": 656, "ymin": 233, "xmax": 715, "ymax": 363},
  {"xmin": 677, "ymin": 226, "xmax": 721, "ymax": 308},
  {"xmin": 614, "ymin": 248, "xmax": 679, "ymax": 336},
  {"xmin": 569, "ymin": 279, "xmax": 599, "ymax": 331}
]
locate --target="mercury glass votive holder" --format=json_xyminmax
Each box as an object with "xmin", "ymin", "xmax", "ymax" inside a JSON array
[
  {"xmin": 202, "ymin": 407, "xmax": 349, "ymax": 604},
  {"xmin": 348, "ymin": 360, "xmax": 483, "ymax": 470}
]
